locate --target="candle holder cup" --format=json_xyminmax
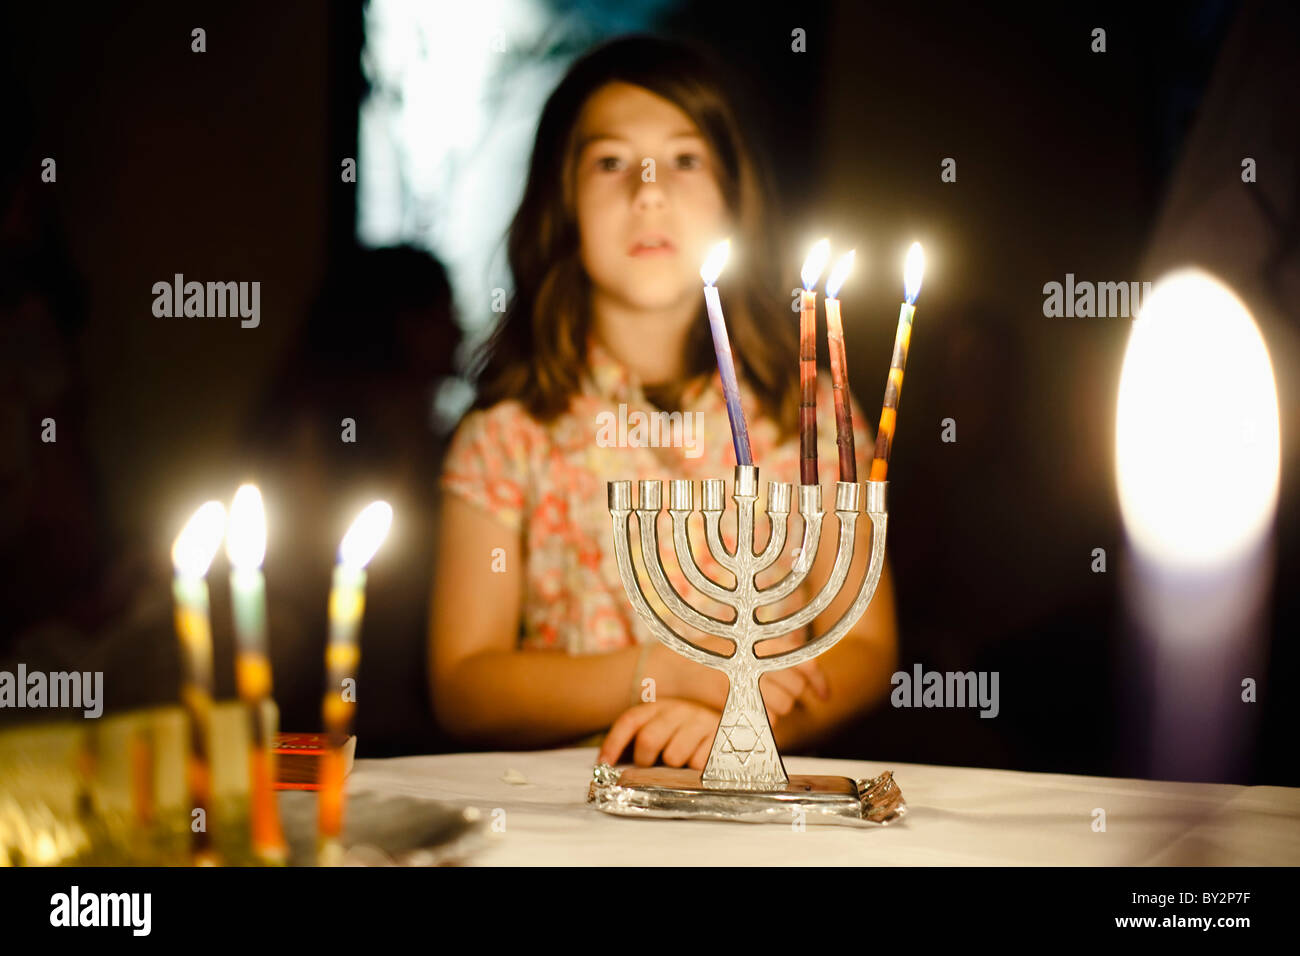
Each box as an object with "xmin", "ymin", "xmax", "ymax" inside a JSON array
[{"xmin": 588, "ymin": 464, "xmax": 906, "ymax": 826}]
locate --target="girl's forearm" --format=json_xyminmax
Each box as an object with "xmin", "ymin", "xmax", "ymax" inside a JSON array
[{"xmin": 435, "ymin": 645, "xmax": 647, "ymax": 748}]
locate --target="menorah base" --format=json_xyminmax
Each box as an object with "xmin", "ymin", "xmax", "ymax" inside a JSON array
[{"xmin": 587, "ymin": 764, "xmax": 906, "ymax": 827}]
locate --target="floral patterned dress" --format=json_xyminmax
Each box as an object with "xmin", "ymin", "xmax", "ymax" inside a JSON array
[{"xmin": 439, "ymin": 329, "xmax": 877, "ymax": 668}]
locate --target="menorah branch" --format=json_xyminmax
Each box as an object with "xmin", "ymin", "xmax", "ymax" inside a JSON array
[
  {"xmin": 609, "ymin": 485, "xmax": 732, "ymax": 670},
  {"xmin": 636, "ymin": 486, "xmax": 737, "ymax": 641},
  {"xmin": 753, "ymin": 484, "xmax": 825, "ymax": 606},
  {"xmin": 751, "ymin": 481, "xmax": 793, "ymax": 574},
  {"xmin": 750, "ymin": 483, "xmax": 862, "ymax": 640},
  {"xmin": 669, "ymin": 508, "xmax": 737, "ymax": 603},
  {"xmin": 756, "ymin": 491, "xmax": 888, "ymax": 673}
]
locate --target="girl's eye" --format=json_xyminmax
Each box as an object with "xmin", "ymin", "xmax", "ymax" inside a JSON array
[
  {"xmin": 597, "ymin": 156, "xmax": 625, "ymax": 172},
  {"xmin": 676, "ymin": 153, "xmax": 703, "ymax": 170}
]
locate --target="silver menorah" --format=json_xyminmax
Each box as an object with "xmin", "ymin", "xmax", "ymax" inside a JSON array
[{"xmin": 587, "ymin": 465, "xmax": 906, "ymax": 826}]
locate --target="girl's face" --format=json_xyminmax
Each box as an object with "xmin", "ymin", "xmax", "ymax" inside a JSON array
[{"xmin": 572, "ymin": 82, "xmax": 730, "ymax": 314}]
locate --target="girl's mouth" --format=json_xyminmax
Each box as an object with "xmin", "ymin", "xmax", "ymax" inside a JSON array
[{"xmin": 629, "ymin": 236, "xmax": 677, "ymax": 257}]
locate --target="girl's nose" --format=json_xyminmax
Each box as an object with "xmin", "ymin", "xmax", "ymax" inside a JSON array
[{"xmin": 633, "ymin": 175, "xmax": 666, "ymax": 211}]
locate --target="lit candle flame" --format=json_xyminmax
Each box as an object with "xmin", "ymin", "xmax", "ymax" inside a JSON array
[
  {"xmin": 801, "ymin": 238, "xmax": 831, "ymax": 291},
  {"xmin": 1116, "ymin": 268, "xmax": 1280, "ymax": 570},
  {"xmin": 903, "ymin": 242, "xmax": 925, "ymax": 304},
  {"xmin": 700, "ymin": 239, "xmax": 730, "ymax": 286},
  {"xmin": 825, "ymin": 250, "xmax": 855, "ymax": 300},
  {"xmin": 226, "ymin": 484, "xmax": 267, "ymax": 570},
  {"xmin": 339, "ymin": 501, "xmax": 394, "ymax": 570},
  {"xmin": 172, "ymin": 501, "xmax": 227, "ymax": 579}
]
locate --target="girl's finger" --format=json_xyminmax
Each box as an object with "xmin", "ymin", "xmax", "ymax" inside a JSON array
[
  {"xmin": 633, "ymin": 711, "xmax": 682, "ymax": 767},
  {"xmin": 662, "ymin": 719, "xmax": 709, "ymax": 768},
  {"xmin": 797, "ymin": 660, "xmax": 830, "ymax": 700},
  {"xmin": 689, "ymin": 735, "xmax": 711, "ymax": 770},
  {"xmin": 768, "ymin": 668, "xmax": 808, "ymax": 701},
  {"xmin": 598, "ymin": 703, "xmax": 659, "ymax": 765},
  {"xmin": 759, "ymin": 677, "xmax": 795, "ymax": 716},
  {"xmin": 768, "ymin": 661, "xmax": 828, "ymax": 705}
]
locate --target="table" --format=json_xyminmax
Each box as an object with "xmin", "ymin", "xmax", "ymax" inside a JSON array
[{"xmin": 347, "ymin": 747, "xmax": 1300, "ymax": 865}]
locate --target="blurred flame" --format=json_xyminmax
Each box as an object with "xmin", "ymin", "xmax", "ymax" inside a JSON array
[
  {"xmin": 226, "ymin": 483, "xmax": 267, "ymax": 570},
  {"xmin": 903, "ymin": 242, "xmax": 925, "ymax": 304},
  {"xmin": 700, "ymin": 239, "xmax": 730, "ymax": 286},
  {"xmin": 1116, "ymin": 268, "xmax": 1280, "ymax": 570},
  {"xmin": 172, "ymin": 501, "xmax": 227, "ymax": 579},
  {"xmin": 339, "ymin": 501, "xmax": 394, "ymax": 570},
  {"xmin": 825, "ymin": 250, "xmax": 856, "ymax": 300},
  {"xmin": 801, "ymin": 238, "xmax": 831, "ymax": 290}
]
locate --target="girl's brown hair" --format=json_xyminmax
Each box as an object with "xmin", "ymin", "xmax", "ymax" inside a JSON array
[{"xmin": 469, "ymin": 34, "xmax": 799, "ymax": 440}]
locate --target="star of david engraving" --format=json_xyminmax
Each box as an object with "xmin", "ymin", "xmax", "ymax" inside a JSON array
[{"xmin": 718, "ymin": 713, "xmax": 766, "ymax": 765}]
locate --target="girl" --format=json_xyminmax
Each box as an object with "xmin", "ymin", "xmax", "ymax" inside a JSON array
[{"xmin": 429, "ymin": 35, "xmax": 898, "ymax": 771}]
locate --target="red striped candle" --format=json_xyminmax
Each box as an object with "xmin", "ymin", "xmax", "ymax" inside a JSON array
[
  {"xmin": 824, "ymin": 250, "xmax": 857, "ymax": 482},
  {"xmin": 799, "ymin": 239, "xmax": 831, "ymax": 486}
]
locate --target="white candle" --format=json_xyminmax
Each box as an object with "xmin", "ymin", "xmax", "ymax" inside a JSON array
[
  {"xmin": 318, "ymin": 500, "xmax": 393, "ymax": 865},
  {"xmin": 226, "ymin": 483, "xmax": 286, "ymax": 863},
  {"xmin": 171, "ymin": 500, "xmax": 226, "ymax": 866}
]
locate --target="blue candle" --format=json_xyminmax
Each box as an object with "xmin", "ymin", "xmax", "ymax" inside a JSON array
[{"xmin": 700, "ymin": 240, "xmax": 753, "ymax": 465}]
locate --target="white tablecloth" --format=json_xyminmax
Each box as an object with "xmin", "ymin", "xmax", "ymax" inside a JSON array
[{"xmin": 348, "ymin": 748, "xmax": 1300, "ymax": 865}]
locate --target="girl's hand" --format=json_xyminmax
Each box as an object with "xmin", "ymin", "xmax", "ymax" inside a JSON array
[
  {"xmin": 760, "ymin": 661, "xmax": 830, "ymax": 716},
  {"xmin": 598, "ymin": 698, "xmax": 735, "ymax": 770},
  {"xmin": 648, "ymin": 640, "xmax": 830, "ymax": 714}
]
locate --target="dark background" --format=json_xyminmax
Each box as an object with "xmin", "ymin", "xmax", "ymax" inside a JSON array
[{"xmin": 2, "ymin": 1, "xmax": 1296, "ymax": 784}]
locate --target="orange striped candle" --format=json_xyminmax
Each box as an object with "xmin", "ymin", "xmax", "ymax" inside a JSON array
[
  {"xmin": 870, "ymin": 243, "xmax": 926, "ymax": 482},
  {"xmin": 130, "ymin": 724, "xmax": 154, "ymax": 828}
]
